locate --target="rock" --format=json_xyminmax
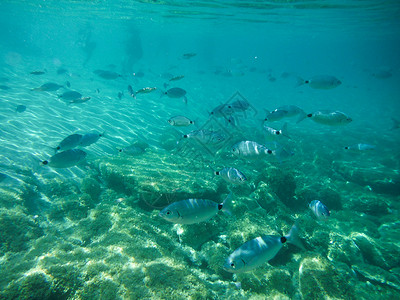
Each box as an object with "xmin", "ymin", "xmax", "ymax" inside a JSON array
[
  {"xmin": 352, "ymin": 263, "xmax": 400, "ymax": 291},
  {"xmin": 0, "ymin": 209, "xmax": 43, "ymax": 252},
  {"xmin": 264, "ymin": 167, "xmax": 297, "ymax": 208},
  {"xmin": 333, "ymin": 161, "xmax": 400, "ymax": 196},
  {"xmin": 352, "ymin": 233, "xmax": 400, "ymax": 270},
  {"xmin": 94, "ymin": 153, "xmax": 222, "ymax": 211},
  {"xmin": 81, "ymin": 177, "xmax": 102, "ymax": 204},
  {"xmin": 299, "ymin": 256, "xmax": 354, "ymax": 299},
  {"xmin": 250, "ymin": 181, "xmax": 289, "ymax": 215},
  {"xmin": 347, "ymin": 194, "xmax": 390, "ymax": 216},
  {"xmin": 326, "ymin": 232, "xmax": 363, "ymax": 266}
]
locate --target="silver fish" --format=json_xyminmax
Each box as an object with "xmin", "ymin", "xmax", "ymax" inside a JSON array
[
  {"xmin": 169, "ymin": 75, "xmax": 185, "ymax": 81},
  {"xmin": 59, "ymin": 91, "xmax": 82, "ymax": 101},
  {"xmin": 118, "ymin": 144, "xmax": 146, "ymax": 156},
  {"xmin": 231, "ymin": 141, "xmax": 273, "ymax": 158},
  {"xmin": 31, "ymin": 82, "xmax": 63, "ymax": 92},
  {"xmin": 263, "ymin": 123, "xmax": 290, "ymax": 139},
  {"xmin": 168, "ymin": 115, "xmax": 194, "ymax": 127},
  {"xmin": 94, "ymin": 70, "xmax": 121, "ymax": 80},
  {"xmin": 79, "ymin": 132, "xmax": 104, "ymax": 147},
  {"xmin": 30, "ymin": 70, "xmax": 46, "ymax": 75},
  {"xmin": 309, "ymin": 200, "xmax": 330, "ymax": 221},
  {"xmin": 230, "ymin": 99, "xmax": 250, "ymax": 112},
  {"xmin": 306, "ymin": 110, "xmax": 352, "ymax": 126},
  {"xmin": 159, "ymin": 193, "xmax": 231, "ymax": 224},
  {"xmin": 69, "ymin": 97, "xmax": 91, "ymax": 104},
  {"xmin": 215, "ymin": 167, "xmax": 247, "ymax": 185},
  {"xmin": 344, "ymin": 144, "xmax": 376, "ymax": 151},
  {"xmin": 297, "ymin": 75, "xmax": 341, "ymax": 89},
  {"xmin": 210, "ymin": 104, "xmax": 235, "ymax": 118},
  {"xmin": 133, "ymin": 87, "xmax": 157, "ymax": 97},
  {"xmin": 16, "ymin": 105, "xmax": 26, "ymax": 113},
  {"xmin": 56, "ymin": 134, "xmax": 83, "ymax": 151},
  {"xmin": 42, "ymin": 149, "xmax": 87, "ymax": 168},
  {"xmin": 164, "ymin": 87, "xmax": 187, "ymax": 104},
  {"xmin": 183, "ymin": 130, "xmax": 225, "ymax": 145},
  {"xmin": 265, "ymin": 105, "xmax": 306, "ymax": 123},
  {"xmin": 223, "ymin": 224, "xmax": 304, "ymax": 273}
]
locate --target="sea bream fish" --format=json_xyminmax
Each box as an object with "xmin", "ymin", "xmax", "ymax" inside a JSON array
[
  {"xmin": 164, "ymin": 87, "xmax": 187, "ymax": 104},
  {"xmin": 31, "ymin": 82, "xmax": 63, "ymax": 92},
  {"xmin": 59, "ymin": 91, "xmax": 91, "ymax": 104},
  {"xmin": 159, "ymin": 193, "xmax": 232, "ymax": 224},
  {"xmin": 223, "ymin": 224, "xmax": 305, "ymax": 273},
  {"xmin": 129, "ymin": 86, "xmax": 157, "ymax": 98},
  {"xmin": 305, "ymin": 110, "xmax": 352, "ymax": 126},
  {"xmin": 59, "ymin": 91, "xmax": 83, "ymax": 101},
  {"xmin": 210, "ymin": 104, "xmax": 235, "ymax": 118},
  {"xmin": 265, "ymin": 105, "xmax": 306, "ymax": 123},
  {"xmin": 344, "ymin": 144, "xmax": 376, "ymax": 151},
  {"xmin": 42, "ymin": 149, "xmax": 87, "ymax": 168},
  {"xmin": 79, "ymin": 132, "xmax": 104, "ymax": 147},
  {"xmin": 183, "ymin": 130, "xmax": 225, "ymax": 145},
  {"xmin": 263, "ymin": 123, "xmax": 290, "ymax": 139},
  {"xmin": 309, "ymin": 200, "xmax": 330, "ymax": 221},
  {"xmin": 168, "ymin": 115, "xmax": 195, "ymax": 127},
  {"xmin": 56, "ymin": 134, "xmax": 83, "ymax": 151},
  {"xmin": 230, "ymin": 99, "xmax": 250, "ymax": 113},
  {"xmin": 231, "ymin": 141, "xmax": 273, "ymax": 158},
  {"xmin": 297, "ymin": 75, "xmax": 342, "ymax": 89},
  {"xmin": 118, "ymin": 142, "xmax": 147, "ymax": 156},
  {"xmin": 215, "ymin": 167, "xmax": 247, "ymax": 185},
  {"xmin": 93, "ymin": 69, "xmax": 121, "ymax": 80}
]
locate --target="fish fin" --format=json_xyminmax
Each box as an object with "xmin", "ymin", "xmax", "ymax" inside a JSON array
[
  {"xmin": 285, "ymin": 223, "xmax": 305, "ymax": 250},
  {"xmin": 127, "ymin": 85, "xmax": 135, "ymax": 98},
  {"xmin": 296, "ymin": 110, "xmax": 308, "ymax": 123},
  {"xmin": 295, "ymin": 76, "xmax": 305, "ymax": 87},
  {"xmin": 221, "ymin": 192, "xmax": 233, "ymax": 215},
  {"xmin": 183, "ymin": 96, "xmax": 188, "ymax": 105},
  {"xmin": 281, "ymin": 122, "xmax": 291, "ymax": 139},
  {"xmin": 272, "ymin": 146, "xmax": 294, "ymax": 163}
]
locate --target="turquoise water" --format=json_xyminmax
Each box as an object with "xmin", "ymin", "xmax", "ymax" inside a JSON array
[{"xmin": 0, "ymin": 0, "xmax": 400, "ymax": 299}]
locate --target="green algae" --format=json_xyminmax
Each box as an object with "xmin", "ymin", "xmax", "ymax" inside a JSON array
[{"xmin": 0, "ymin": 209, "xmax": 43, "ymax": 253}]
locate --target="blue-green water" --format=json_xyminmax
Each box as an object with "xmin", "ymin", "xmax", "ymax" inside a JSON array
[{"xmin": 0, "ymin": 0, "xmax": 399, "ymax": 299}]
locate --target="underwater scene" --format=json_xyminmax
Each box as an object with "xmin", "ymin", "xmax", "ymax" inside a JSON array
[{"xmin": 0, "ymin": 0, "xmax": 400, "ymax": 299}]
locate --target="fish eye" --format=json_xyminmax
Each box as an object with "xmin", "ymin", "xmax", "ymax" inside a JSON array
[
  {"xmin": 232, "ymin": 148, "xmax": 236, "ymax": 152},
  {"xmin": 231, "ymin": 263, "xmax": 235, "ymax": 268},
  {"xmin": 166, "ymin": 210, "xmax": 172, "ymax": 215}
]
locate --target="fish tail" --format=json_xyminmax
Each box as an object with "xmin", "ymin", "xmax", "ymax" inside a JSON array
[
  {"xmin": 285, "ymin": 224, "xmax": 305, "ymax": 250},
  {"xmin": 295, "ymin": 76, "xmax": 305, "ymax": 87},
  {"xmin": 273, "ymin": 147, "xmax": 294, "ymax": 163},
  {"xmin": 296, "ymin": 110, "xmax": 308, "ymax": 124},
  {"xmin": 221, "ymin": 192, "xmax": 233, "ymax": 215},
  {"xmin": 281, "ymin": 122, "xmax": 291, "ymax": 139},
  {"xmin": 207, "ymin": 165, "xmax": 217, "ymax": 179}
]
